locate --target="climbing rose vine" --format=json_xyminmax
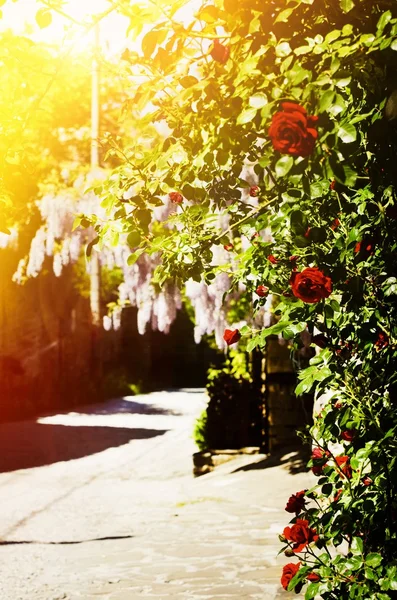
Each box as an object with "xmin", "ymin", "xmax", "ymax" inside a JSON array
[{"xmin": 76, "ymin": 0, "xmax": 397, "ymax": 597}]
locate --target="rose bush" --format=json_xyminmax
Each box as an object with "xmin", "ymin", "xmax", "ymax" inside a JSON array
[{"xmin": 82, "ymin": 0, "xmax": 397, "ymax": 597}]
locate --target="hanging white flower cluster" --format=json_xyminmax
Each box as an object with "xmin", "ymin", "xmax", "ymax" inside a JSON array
[{"xmin": 7, "ymin": 175, "xmax": 273, "ymax": 348}]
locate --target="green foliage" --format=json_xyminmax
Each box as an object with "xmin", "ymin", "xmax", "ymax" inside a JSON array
[
  {"xmin": 193, "ymin": 409, "xmax": 209, "ymax": 451},
  {"xmin": 195, "ymin": 350, "xmax": 261, "ymax": 451}
]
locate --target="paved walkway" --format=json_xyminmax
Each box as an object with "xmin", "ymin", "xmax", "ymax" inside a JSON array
[{"xmin": 0, "ymin": 389, "xmax": 312, "ymax": 599}]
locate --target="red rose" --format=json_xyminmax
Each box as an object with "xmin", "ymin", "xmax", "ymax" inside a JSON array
[
  {"xmin": 249, "ymin": 185, "xmax": 259, "ymax": 197},
  {"xmin": 311, "ymin": 447, "xmax": 329, "ymax": 475},
  {"xmin": 210, "ymin": 40, "xmax": 230, "ymax": 64},
  {"xmin": 285, "ymin": 490, "xmax": 306, "ymax": 514},
  {"xmin": 281, "ymin": 563, "xmax": 301, "ymax": 591},
  {"xmin": 341, "ymin": 429, "xmax": 356, "ymax": 442},
  {"xmin": 362, "ymin": 476, "xmax": 372, "ymax": 486},
  {"xmin": 331, "ymin": 218, "xmax": 340, "ymax": 230},
  {"xmin": 335, "ymin": 455, "xmax": 352, "ymax": 479},
  {"xmin": 283, "ymin": 519, "xmax": 319, "ymax": 553},
  {"xmin": 223, "ymin": 243, "xmax": 234, "ymax": 251},
  {"xmin": 223, "ymin": 328, "xmax": 241, "ymax": 346},
  {"xmin": 268, "ymin": 102, "xmax": 318, "ymax": 157},
  {"xmin": 375, "ymin": 331, "xmax": 389, "ymax": 350},
  {"xmin": 169, "ymin": 192, "xmax": 183, "ymax": 204},
  {"xmin": 255, "ymin": 285, "xmax": 269, "ymax": 297},
  {"xmin": 291, "ymin": 267, "xmax": 332, "ymax": 303},
  {"xmin": 268, "ymin": 254, "xmax": 278, "ymax": 264},
  {"xmin": 307, "ymin": 573, "xmax": 321, "ymax": 583}
]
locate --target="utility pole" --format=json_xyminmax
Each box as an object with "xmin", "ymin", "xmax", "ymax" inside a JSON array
[{"xmin": 90, "ymin": 21, "xmax": 101, "ymax": 327}]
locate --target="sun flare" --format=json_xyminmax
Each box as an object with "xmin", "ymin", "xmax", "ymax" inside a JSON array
[{"xmin": 0, "ymin": 0, "xmax": 129, "ymax": 53}]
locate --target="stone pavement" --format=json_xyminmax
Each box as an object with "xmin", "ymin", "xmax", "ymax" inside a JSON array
[{"xmin": 0, "ymin": 389, "xmax": 313, "ymax": 600}]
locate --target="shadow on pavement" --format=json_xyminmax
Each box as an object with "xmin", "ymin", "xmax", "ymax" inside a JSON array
[
  {"xmin": 0, "ymin": 423, "xmax": 168, "ymax": 472},
  {"xmin": 232, "ymin": 445, "xmax": 310, "ymax": 475},
  {"xmin": 73, "ymin": 397, "xmax": 182, "ymax": 417}
]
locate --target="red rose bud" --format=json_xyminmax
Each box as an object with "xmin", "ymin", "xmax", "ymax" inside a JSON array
[
  {"xmin": 210, "ymin": 40, "xmax": 230, "ymax": 64},
  {"xmin": 330, "ymin": 180, "xmax": 336, "ymax": 191},
  {"xmin": 355, "ymin": 239, "xmax": 374, "ymax": 257},
  {"xmin": 249, "ymin": 185, "xmax": 259, "ymax": 197},
  {"xmin": 255, "ymin": 285, "xmax": 269, "ymax": 297},
  {"xmin": 335, "ymin": 455, "xmax": 352, "ymax": 479},
  {"xmin": 291, "ymin": 267, "xmax": 332, "ymax": 303},
  {"xmin": 312, "ymin": 334, "xmax": 329, "ymax": 349},
  {"xmin": 223, "ymin": 328, "xmax": 241, "ymax": 346},
  {"xmin": 304, "ymin": 227, "xmax": 311, "ymax": 238},
  {"xmin": 311, "ymin": 447, "xmax": 330, "ymax": 475},
  {"xmin": 312, "ymin": 447, "xmax": 329, "ymax": 460},
  {"xmin": 169, "ymin": 191, "xmax": 183, "ymax": 204},
  {"xmin": 282, "ymin": 290, "xmax": 292, "ymax": 297},
  {"xmin": 311, "ymin": 465, "xmax": 324, "ymax": 476},
  {"xmin": 375, "ymin": 331, "xmax": 389, "ymax": 350},
  {"xmin": 281, "ymin": 563, "xmax": 301, "ymax": 591},
  {"xmin": 362, "ymin": 476, "xmax": 372, "ymax": 486},
  {"xmin": 285, "ymin": 491, "xmax": 306, "ymax": 514},
  {"xmin": 333, "ymin": 490, "xmax": 343, "ymax": 502},
  {"xmin": 334, "ymin": 401, "xmax": 343, "ymax": 409},
  {"xmin": 331, "ymin": 218, "xmax": 340, "ymax": 231},
  {"xmin": 307, "ymin": 573, "xmax": 321, "ymax": 583},
  {"xmin": 223, "ymin": 243, "xmax": 234, "ymax": 251},
  {"xmin": 341, "ymin": 429, "xmax": 356, "ymax": 442},
  {"xmin": 283, "ymin": 519, "xmax": 319, "ymax": 553},
  {"xmin": 269, "ymin": 102, "xmax": 318, "ymax": 157},
  {"xmin": 268, "ymin": 254, "xmax": 278, "ymax": 264},
  {"xmin": 289, "ymin": 255, "xmax": 299, "ymax": 263}
]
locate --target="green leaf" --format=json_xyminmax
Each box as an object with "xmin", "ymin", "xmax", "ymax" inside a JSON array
[
  {"xmin": 237, "ymin": 107, "xmax": 257, "ymax": 125},
  {"xmin": 290, "ymin": 210, "xmax": 308, "ymax": 234},
  {"xmin": 319, "ymin": 89, "xmax": 335, "ymax": 113},
  {"xmin": 338, "ymin": 122, "xmax": 357, "ymax": 143},
  {"xmin": 275, "ymin": 156, "xmax": 294, "ymax": 178},
  {"xmin": 305, "ymin": 582, "xmax": 320, "ymax": 599},
  {"xmin": 142, "ymin": 28, "xmax": 168, "ymax": 59},
  {"xmin": 127, "ymin": 249, "xmax": 144, "ymax": 266},
  {"xmin": 249, "ymin": 93, "xmax": 268, "ymax": 109},
  {"xmin": 339, "ymin": 0, "xmax": 354, "ymax": 13},
  {"xmin": 276, "ymin": 42, "xmax": 292, "ymax": 58},
  {"xmin": 127, "ymin": 231, "xmax": 142, "ymax": 248},
  {"xmin": 197, "ymin": 5, "xmax": 220, "ymax": 23},
  {"xmin": 35, "ymin": 8, "xmax": 52, "ymax": 28},
  {"xmin": 275, "ymin": 42, "xmax": 292, "ymax": 57},
  {"xmin": 274, "ymin": 7, "xmax": 294, "ymax": 23},
  {"xmin": 366, "ymin": 553, "xmax": 382, "ymax": 568},
  {"xmin": 377, "ymin": 11, "xmax": 392, "ymax": 34},
  {"xmin": 180, "ymin": 75, "xmax": 198, "ymax": 88},
  {"xmin": 351, "ymin": 537, "xmax": 364, "ymax": 555}
]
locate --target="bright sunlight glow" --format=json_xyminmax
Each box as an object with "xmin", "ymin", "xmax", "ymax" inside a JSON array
[{"xmin": 0, "ymin": 0, "xmax": 129, "ymax": 54}]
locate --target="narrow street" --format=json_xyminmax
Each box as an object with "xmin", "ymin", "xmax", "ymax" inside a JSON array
[{"xmin": 0, "ymin": 390, "xmax": 312, "ymax": 599}]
